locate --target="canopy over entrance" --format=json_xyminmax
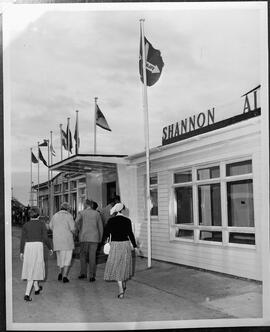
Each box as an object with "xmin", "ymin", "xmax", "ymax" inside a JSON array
[{"xmin": 49, "ymin": 154, "xmax": 128, "ymax": 174}]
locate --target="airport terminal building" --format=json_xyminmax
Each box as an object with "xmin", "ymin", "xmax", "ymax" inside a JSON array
[{"xmin": 36, "ymin": 86, "xmax": 263, "ymax": 280}]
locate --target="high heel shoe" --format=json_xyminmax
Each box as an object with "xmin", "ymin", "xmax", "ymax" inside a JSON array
[
  {"xmin": 24, "ymin": 295, "xmax": 32, "ymax": 302},
  {"xmin": 117, "ymin": 292, "xmax": 124, "ymax": 299},
  {"xmin": 35, "ymin": 285, "xmax": 43, "ymax": 295}
]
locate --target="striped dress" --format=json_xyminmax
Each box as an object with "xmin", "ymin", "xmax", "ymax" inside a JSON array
[{"xmin": 104, "ymin": 214, "xmax": 137, "ymax": 281}]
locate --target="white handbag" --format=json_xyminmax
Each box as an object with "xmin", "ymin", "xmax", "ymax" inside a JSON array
[{"xmin": 103, "ymin": 234, "xmax": 111, "ymax": 255}]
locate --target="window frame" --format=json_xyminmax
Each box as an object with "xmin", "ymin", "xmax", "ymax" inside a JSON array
[{"xmin": 170, "ymin": 158, "xmax": 255, "ymax": 247}]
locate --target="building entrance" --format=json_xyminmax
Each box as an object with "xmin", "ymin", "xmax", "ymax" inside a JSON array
[{"xmin": 107, "ymin": 181, "xmax": 116, "ymax": 204}]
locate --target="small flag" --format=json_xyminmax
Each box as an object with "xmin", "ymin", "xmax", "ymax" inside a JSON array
[
  {"xmin": 50, "ymin": 141, "xmax": 56, "ymax": 157},
  {"xmin": 31, "ymin": 152, "xmax": 38, "ymax": 164},
  {"xmin": 61, "ymin": 129, "xmax": 67, "ymax": 150},
  {"xmin": 139, "ymin": 33, "xmax": 164, "ymax": 87},
  {"xmin": 66, "ymin": 123, "xmax": 73, "ymax": 153},
  {"xmin": 38, "ymin": 139, "xmax": 48, "ymax": 147},
  {"xmin": 38, "ymin": 148, "xmax": 47, "ymax": 167},
  {"xmin": 74, "ymin": 118, "xmax": 80, "ymax": 151},
  {"xmin": 96, "ymin": 104, "xmax": 111, "ymax": 131}
]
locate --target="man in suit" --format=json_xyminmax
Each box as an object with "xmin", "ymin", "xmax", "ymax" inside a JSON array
[{"xmin": 75, "ymin": 199, "xmax": 103, "ymax": 282}]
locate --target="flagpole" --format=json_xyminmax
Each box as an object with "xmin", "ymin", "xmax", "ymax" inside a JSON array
[
  {"xmin": 67, "ymin": 117, "xmax": 70, "ymax": 158},
  {"xmin": 60, "ymin": 124, "xmax": 63, "ymax": 161},
  {"xmin": 30, "ymin": 148, "xmax": 33, "ymax": 206},
  {"xmin": 94, "ymin": 97, "xmax": 97, "ymax": 154},
  {"xmin": 46, "ymin": 139, "xmax": 50, "ymax": 218},
  {"xmin": 50, "ymin": 131, "xmax": 54, "ymax": 218},
  {"xmin": 140, "ymin": 19, "xmax": 152, "ymax": 269},
  {"xmin": 50, "ymin": 131, "xmax": 53, "ymax": 165},
  {"xmin": 37, "ymin": 142, "xmax": 40, "ymax": 209},
  {"xmin": 76, "ymin": 110, "xmax": 79, "ymax": 154}
]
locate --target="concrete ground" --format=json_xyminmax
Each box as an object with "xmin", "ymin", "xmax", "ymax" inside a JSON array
[{"xmin": 11, "ymin": 226, "xmax": 262, "ymax": 324}]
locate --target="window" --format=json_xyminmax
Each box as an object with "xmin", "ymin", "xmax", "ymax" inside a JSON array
[
  {"xmin": 175, "ymin": 186, "xmax": 193, "ymax": 224},
  {"xmin": 144, "ymin": 174, "xmax": 158, "ymax": 217},
  {"xmin": 79, "ymin": 177, "xmax": 86, "ymax": 185},
  {"xmin": 70, "ymin": 180, "xmax": 77, "ymax": 190},
  {"xmin": 198, "ymin": 183, "xmax": 221, "ymax": 226},
  {"xmin": 63, "ymin": 182, "xmax": 69, "ymax": 192},
  {"xmin": 54, "ymin": 184, "xmax": 61, "ymax": 193},
  {"xmin": 150, "ymin": 175, "xmax": 158, "ymax": 216},
  {"xmin": 226, "ymin": 160, "xmax": 252, "ymax": 176},
  {"xmin": 227, "ymin": 180, "xmax": 254, "ymax": 227},
  {"xmin": 171, "ymin": 159, "xmax": 255, "ymax": 246}
]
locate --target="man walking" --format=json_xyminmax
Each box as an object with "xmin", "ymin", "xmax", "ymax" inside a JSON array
[{"xmin": 75, "ymin": 199, "xmax": 103, "ymax": 282}]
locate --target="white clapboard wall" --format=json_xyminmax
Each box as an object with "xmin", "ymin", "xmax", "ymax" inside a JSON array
[{"xmin": 131, "ymin": 117, "xmax": 262, "ymax": 280}]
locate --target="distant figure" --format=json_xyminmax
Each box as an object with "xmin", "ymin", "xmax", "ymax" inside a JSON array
[
  {"xmin": 20, "ymin": 206, "xmax": 53, "ymax": 302},
  {"xmin": 49, "ymin": 202, "xmax": 75, "ymax": 283},
  {"xmin": 101, "ymin": 195, "xmax": 120, "ymax": 227},
  {"xmin": 103, "ymin": 203, "xmax": 139, "ymax": 299},
  {"xmin": 75, "ymin": 199, "xmax": 103, "ymax": 282}
]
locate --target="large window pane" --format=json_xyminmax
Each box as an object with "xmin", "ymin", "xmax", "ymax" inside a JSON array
[
  {"xmin": 197, "ymin": 166, "xmax": 220, "ymax": 180},
  {"xmin": 227, "ymin": 180, "xmax": 254, "ymax": 227},
  {"xmin": 226, "ymin": 160, "xmax": 252, "ymax": 176},
  {"xmin": 150, "ymin": 188, "xmax": 158, "ymax": 216},
  {"xmin": 198, "ymin": 183, "xmax": 221, "ymax": 226},
  {"xmin": 175, "ymin": 186, "xmax": 193, "ymax": 224},
  {"xmin": 174, "ymin": 170, "xmax": 192, "ymax": 183}
]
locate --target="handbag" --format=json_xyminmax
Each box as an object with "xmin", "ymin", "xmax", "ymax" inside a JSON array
[{"xmin": 103, "ymin": 234, "xmax": 111, "ymax": 255}]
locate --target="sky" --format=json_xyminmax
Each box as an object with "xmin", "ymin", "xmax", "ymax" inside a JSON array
[{"xmin": 4, "ymin": 2, "xmax": 266, "ymax": 205}]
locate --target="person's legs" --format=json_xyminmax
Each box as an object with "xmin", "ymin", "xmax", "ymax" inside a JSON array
[
  {"xmin": 33, "ymin": 280, "xmax": 39, "ymax": 291},
  {"xmin": 56, "ymin": 251, "xmax": 64, "ymax": 280},
  {"xmin": 117, "ymin": 281, "xmax": 124, "ymax": 299},
  {"xmin": 79, "ymin": 242, "xmax": 87, "ymax": 277},
  {"xmin": 25, "ymin": 280, "xmax": 33, "ymax": 295},
  {"xmin": 24, "ymin": 280, "xmax": 33, "ymax": 301},
  {"xmin": 33, "ymin": 280, "xmax": 43, "ymax": 294},
  {"xmin": 88, "ymin": 242, "xmax": 98, "ymax": 281},
  {"xmin": 63, "ymin": 266, "xmax": 69, "ymax": 278}
]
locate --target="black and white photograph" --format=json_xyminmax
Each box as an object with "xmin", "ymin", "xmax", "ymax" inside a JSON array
[{"xmin": 3, "ymin": 1, "xmax": 269, "ymax": 330}]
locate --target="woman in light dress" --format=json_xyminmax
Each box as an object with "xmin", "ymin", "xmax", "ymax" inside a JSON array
[{"xmin": 49, "ymin": 202, "xmax": 75, "ymax": 283}]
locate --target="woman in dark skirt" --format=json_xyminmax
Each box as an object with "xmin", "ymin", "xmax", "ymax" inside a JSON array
[{"xmin": 103, "ymin": 203, "xmax": 139, "ymax": 299}]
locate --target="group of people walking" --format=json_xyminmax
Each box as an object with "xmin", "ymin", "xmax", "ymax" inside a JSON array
[{"xmin": 20, "ymin": 197, "xmax": 139, "ymax": 302}]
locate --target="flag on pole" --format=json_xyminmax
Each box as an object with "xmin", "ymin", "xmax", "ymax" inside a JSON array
[
  {"xmin": 139, "ymin": 34, "xmax": 164, "ymax": 86},
  {"xmin": 31, "ymin": 152, "xmax": 38, "ymax": 164},
  {"xmin": 38, "ymin": 139, "xmax": 48, "ymax": 147},
  {"xmin": 38, "ymin": 148, "xmax": 47, "ymax": 167},
  {"xmin": 96, "ymin": 104, "xmax": 111, "ymax": 131},
  {"xmin": 61, "ymin": 129, "xmax": 67, "ymax": 150},
  {"xmin": 66, "ymin": 123, "xmax": 73, "ymax": 153},
  {"xmin": 50, "ymin": 141, "xmax": 56, "ymax": 157},
  {"xmin": 74, "ymin": 117, "xmax": 80, "ymax": 150}
]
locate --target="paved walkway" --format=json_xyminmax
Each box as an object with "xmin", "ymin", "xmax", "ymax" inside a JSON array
[{"xmin": 11, "ymin": 226, "xmax": 262, "ymax": 324}]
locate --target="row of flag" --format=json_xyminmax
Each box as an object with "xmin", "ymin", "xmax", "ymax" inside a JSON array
[
  {"xmin": 31, "ymin": 103, "xmax": 111, "ymax": 166},
  {"xmin": 31, "ymin": 26, "xmax": 164, "ymax": 168}
]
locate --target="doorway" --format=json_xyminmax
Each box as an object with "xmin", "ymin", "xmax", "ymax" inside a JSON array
[{"xmin": 106, "ymin": 181, "xmax": 116, "ymax": 205}]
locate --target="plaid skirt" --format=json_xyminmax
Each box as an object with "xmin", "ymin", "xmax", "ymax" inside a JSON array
[
  {"xmin": 21, "ymin": 242, "xmax": 45, "ymax": 281},
  {"xmin": 104, "ymin": 241, "xmax": 133, "ymax": 281}
]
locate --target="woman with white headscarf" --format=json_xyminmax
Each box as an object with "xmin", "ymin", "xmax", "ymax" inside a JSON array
[{"xmin": 103, "ymin": 203, "xmax": 139, "ymax": 299}]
